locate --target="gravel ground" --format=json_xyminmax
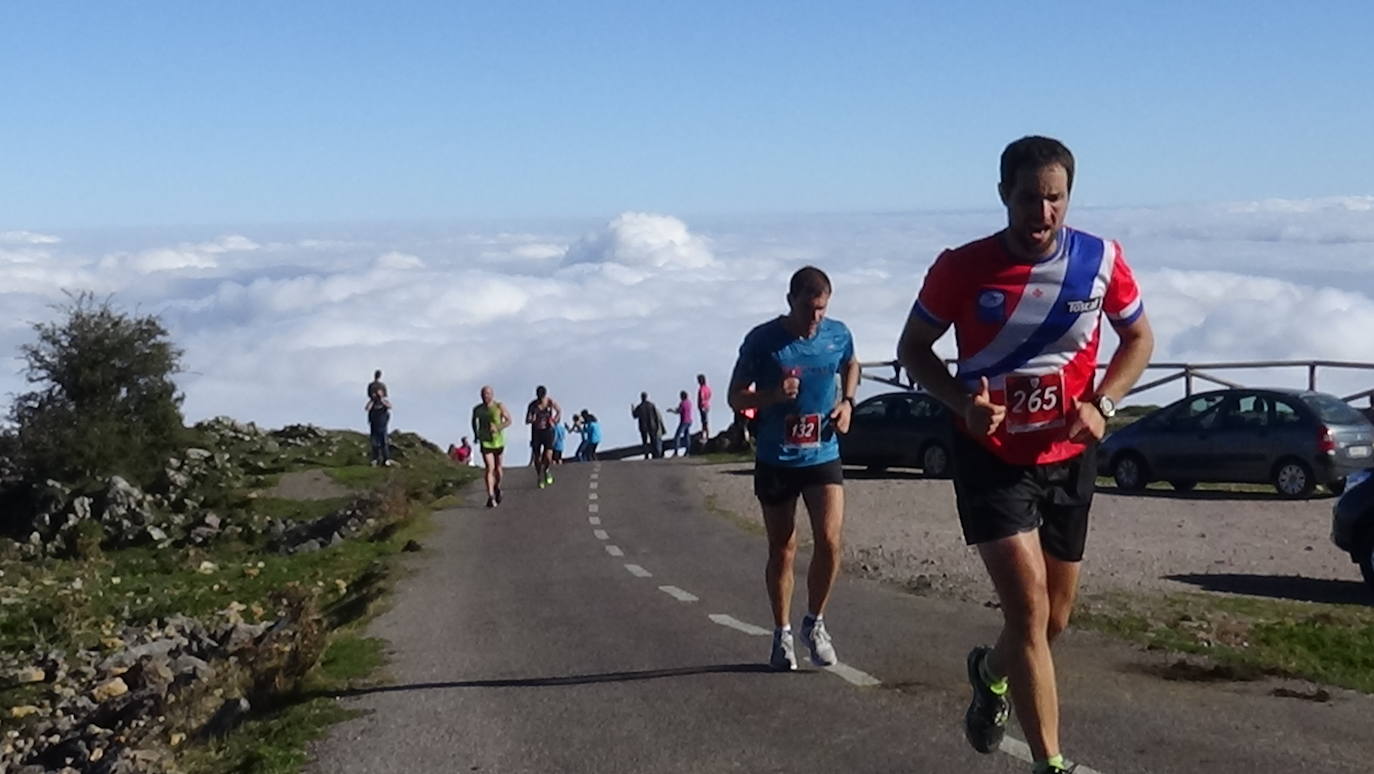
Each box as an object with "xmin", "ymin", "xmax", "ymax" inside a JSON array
[{"xmin": 691, "ymin": 461, "xmax": 1366, "ymax": 605}]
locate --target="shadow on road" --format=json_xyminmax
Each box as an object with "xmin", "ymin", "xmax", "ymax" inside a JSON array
[
  {"xmin": 320, "ymin": 663, "xmax": 783, "ymax": 699},
  {"xmin": 1165, "ymin": 573, "xmax": 1371, "ymax": 605},
  {"xmin": 1096, "ymin": 486, "xmax": 1334, "ymax": 502}
]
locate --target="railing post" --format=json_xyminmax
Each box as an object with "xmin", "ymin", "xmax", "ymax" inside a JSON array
[
  {"xmin": 1308, "ymin": 363, "xmax": 1317, "ymax": 392},
  {"xmin": 1184, "ymin": 367, "xmax": 1193, "ymax": 396}
]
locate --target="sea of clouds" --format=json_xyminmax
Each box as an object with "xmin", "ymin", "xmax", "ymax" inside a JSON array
[{"xmin": 3, "ymin": 197, "xmax": 1374, "ymax": 457}]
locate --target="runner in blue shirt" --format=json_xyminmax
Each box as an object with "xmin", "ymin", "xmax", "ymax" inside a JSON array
[{"xmin": 728, "ymin": 266, "xmax": 860, "ymax": 671}]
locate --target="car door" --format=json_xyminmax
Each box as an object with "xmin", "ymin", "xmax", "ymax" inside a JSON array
[
  {"xmin": 1148, "ymin": 394, "xmax": 1229, "ymax": 479},
  {"xmin": 842, "ymin": 396, "xmax": 890, "ymax": 464},
  {"xmin": 902, "ymin": 394, "xmax": 950, "ymax": 466},
  {"xmin": 1203, "ymin": 393, "xmax": 1272, "ymax": 482}
]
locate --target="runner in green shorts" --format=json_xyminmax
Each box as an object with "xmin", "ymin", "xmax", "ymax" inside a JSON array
[{"xmin": 472, "ymin": 385, "xmax": 513, "ymax": 508}]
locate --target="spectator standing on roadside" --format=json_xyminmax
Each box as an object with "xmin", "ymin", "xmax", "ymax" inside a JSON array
[
  {"xmin": 698, "ymin": 374, "xmax": 713, "ymax": 440},
  {"xmin": 632, "ymin": 392, "xmax": 666, "ymax": 459},
  {"xmin": 365, "ymin": 387, "xmax": 393, "ymax": 467},
  {"xmin": 668, "ymin": 390, "xmax": 694, "ymax": 457},
  {"xmin": 579, "ymin": 410, "xmax": 602, "ymax": 461}
]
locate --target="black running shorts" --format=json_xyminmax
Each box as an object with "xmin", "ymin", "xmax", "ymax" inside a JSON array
[
  {"xmin": 531, "ymin": 427, "xmax": 556, "ymax": 455},
  {"xmin": 951, "ymin": 431, "xmax": 1096, "ymax": 562},
  {"xmin": 754, "ymin": 459, "xmax": 844, "ymax": 506}
]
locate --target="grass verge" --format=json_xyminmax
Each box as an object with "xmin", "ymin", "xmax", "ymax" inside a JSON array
[{"xmin": 1076, "ymin": 590, "xmax": 1374, "ymax": 693}]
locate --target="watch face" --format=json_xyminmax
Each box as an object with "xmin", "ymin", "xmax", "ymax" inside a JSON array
[{"xmin": 1098, "ymin": 396, "xmax": 1117, "ymax": 417}]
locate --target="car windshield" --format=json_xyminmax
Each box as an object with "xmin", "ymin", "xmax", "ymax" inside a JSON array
[{"xmin": 1300, "ymin": 394, "xmax": 1366, "ymax": 425}]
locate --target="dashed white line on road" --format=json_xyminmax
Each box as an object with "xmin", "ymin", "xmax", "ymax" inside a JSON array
[
  {"xmin": 593, "ymin": 529, "xmax": 609, "ymax": 540},
  {"xmin": 624, "ymin": 564, "xmax": 652, "ymax": 578},
  {"xmin": 588, "ymin": 516, "xmax": 601, "ymax": 525},
  {"xmin": 605, "ymin": 545, "xmax": 624, "ymax": 557},
  {"xmin": 708, "ymin": 614, "xmax": 771, "ymax": 636},
  {"xmin": 588, "ymin": 492, "xmax": 599, "ymax": 501},
  {"xmin": 588, "ymin": 504, "xmax": 599, "ymax": 513},
  {"xmin": 658, "ymin": 585, "xmax": 699, "ymax": 602},
  {"xmin": 825, "ymin": 662, "xmax": 881, "ymax": 687},
  {"xmin": 589, "ymin": 481, "xmax": 599, "ymax": 490}
]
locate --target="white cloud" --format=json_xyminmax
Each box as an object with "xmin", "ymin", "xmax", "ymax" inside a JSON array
[
  {"xmin": 3, "ymin": 201, "xmax": 1374, "ymax": 455},
  {"xmin": 563, "ymin": 212, "xmax": 715, "ymax": 269},
  {"xmin": 0, "ymin": 230, "xmax": 61, "ymax": 245}
]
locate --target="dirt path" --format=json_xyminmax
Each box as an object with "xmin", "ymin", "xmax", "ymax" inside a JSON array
[
  {"xmin": 692, "ymin": 461, "xmax": 1367, "ymax": 605},
  {"xmin": 261, "ymin": 469, "xmax": 354, "ymax": 501}
]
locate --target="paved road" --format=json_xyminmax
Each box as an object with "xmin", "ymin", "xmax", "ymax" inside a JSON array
[{"xmin": 310, "ymin": 461, "xmax": 1373, "ymax": 773}]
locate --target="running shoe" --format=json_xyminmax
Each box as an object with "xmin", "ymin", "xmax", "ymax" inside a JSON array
[
  {"xmin": 964, "ymin": 645, "xmax": 1009, "ymax": 754},
  {"xmin": 545, "ymin": 472, "xmax": 554, "ymax": 486},
  {"xmin": 485, "ymin": 495, "xmax": 496, "ymax": 508},
  {"xmin": 800, "ymin": 615, "xmax": 837, "ymax": 666},
  {"xmin": 769, "ymin": 630, "xmax": 797, "ymax": 671},
  {"xmin": 538, "ymin": 477, "xmax": 546, "ymax": 489},
  {"xmin": 494, "ymin": 486, "xmax": 503, "ymax": 504},
  {"xmin": 1035, "ymin": 762, "xmax": 1079, "ymax": 774}
]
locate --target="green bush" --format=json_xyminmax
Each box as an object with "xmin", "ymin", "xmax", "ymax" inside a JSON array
[{"xmin": 8, "ymin": 292, "xmax": 185, "ymax": 490}]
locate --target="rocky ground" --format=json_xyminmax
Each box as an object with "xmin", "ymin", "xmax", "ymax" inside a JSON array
[{"xmin": 0, "ymin": 419, "xmax": 470, "ymax": 774}]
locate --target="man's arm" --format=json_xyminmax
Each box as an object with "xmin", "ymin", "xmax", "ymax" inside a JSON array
[
  {"xmin": 897, "ymin": 315, "xmax": 1005, "ymax": 436},
  {"xmin": 1069, "ymin": 314, "xmax": 1155, "ymax": 441},
  {"xmin": 500, "ymin": 404, "xmax": 513, "ymax": 430},
  {"xmin": 829, "ymin": 356, "xmax": 862, "ymax": 433}
]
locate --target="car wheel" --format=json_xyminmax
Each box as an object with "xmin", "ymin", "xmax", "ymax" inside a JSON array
[
  {"xmin": 1358, "ymin": 531, "xmax": 1374, "ymax": 595},
  {"xmin": 921, "ymin": 443, "xmax": 951, "ymax": 478},
  {"xmin": 1169, "ymin": 480, "xmax": 1197, "ymax": 492},
  {"xmin": 1329, "ymin": 478, "xmax": 1347, "ymax": 496},
  {"xmin": 1273, "ymin": 458, "xmax": 1315, "ymax": 499},
  {"xmin": 1112, "ymin": 452, "xmax": 1148, "ymax": 491}
]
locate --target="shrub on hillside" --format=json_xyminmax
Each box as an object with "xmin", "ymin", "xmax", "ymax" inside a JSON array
[{"xmin": 8, "ymin": 292, "xmax": 185, "ymax": 490}]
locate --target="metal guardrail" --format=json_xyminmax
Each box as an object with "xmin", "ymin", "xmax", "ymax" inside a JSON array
[{"xmin": 861, "ymin": 359, "xmax": 1374, "ymax": 406}]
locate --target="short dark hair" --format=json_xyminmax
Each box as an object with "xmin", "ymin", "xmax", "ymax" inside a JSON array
[
  {"xmin": 640, "ymin": 391, "xmax": 648, "ymax": 400},
  {"xmin": 697, "ymin": 373, "xmax": 706, "ymax": 384},
  {"xmin": 788, "ymin": 266, "xmax": 831, "ymax": 300},
  {"xmin": 374, "ymin": 369, "xmax": 382, "ymax": 379},
  {"xmin": 536, "ymin": 385, "xmax": 547, "ymax": 398},
  {"xmin": 1000, "ymin": 136, "xmax": 1075, "ymax": 194}
]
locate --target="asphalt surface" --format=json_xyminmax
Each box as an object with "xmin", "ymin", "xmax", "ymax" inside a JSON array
[{"xmin": 309, "ymin": 460, "xmax": 1374, "ymax": 773}]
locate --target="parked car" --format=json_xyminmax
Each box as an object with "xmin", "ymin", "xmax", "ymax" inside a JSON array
[
  {"xmin": 1331, "ymin": 467, "xmax": 1374, "ymax": 592},
  {"xmin": 1099, "ymin": 388, "xmax": 1374, "ymax": 498},
  {"xmin": 839, "ymin": 392, "xmax": 954, "ymax": 476}
]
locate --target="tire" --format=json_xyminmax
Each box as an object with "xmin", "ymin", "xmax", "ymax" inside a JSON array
[
  {"xmin": 921, "ymin": 442, "xmax": 951, "ymax": 478},
  {"xmin": 1273, "ymin": 458, "xmax": 1315, "ymax": 499},
  {"xmin": 1112, "ymin": 452, "xmax": 1149, "ymax": 491},
  {"xmin": 1169, "ymin": 480, "xmax": 1197, "ymax": 492},
  {"xmin": 1329, "ymin": 478, "xmax": 1347, "ymax": 496},
  {"xmin": 1358, "ymin": 530, "xmax": 1374, "ymax": 595}
]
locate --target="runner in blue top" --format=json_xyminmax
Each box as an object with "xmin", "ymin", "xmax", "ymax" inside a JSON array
[{"xmin": 728, "ymin": 266, "xmax": 860, "ymax": 671}]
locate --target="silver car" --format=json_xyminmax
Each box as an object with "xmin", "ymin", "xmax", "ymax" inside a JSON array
[{"xmin": 1100, "ymin": 388, "xmax": 1374, "ymax": 498}]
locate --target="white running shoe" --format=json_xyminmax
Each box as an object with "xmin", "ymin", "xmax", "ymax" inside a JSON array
[
  {"xmin": 770, "ymin": 630, "xmax": 797, "ymax": 671},
  {"xmin": 801, "ymin": 615, "xmax": 837, "ymax": 667}
]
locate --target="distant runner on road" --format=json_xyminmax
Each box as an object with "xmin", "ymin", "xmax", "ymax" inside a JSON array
[
  {"xmin": 728, "ymin": 265, "xmax": 859, "ymax": 671},
  {"xmin": 472, "ymin": 386, "xmax": 513, "ymax": 508},
  {"xmin": 898, "ymin": 136, "xmax": 1154, "ymax": 774},
  {"xmin": 526, "ymin": 385, "xmax": 562, "ymax": 489}
]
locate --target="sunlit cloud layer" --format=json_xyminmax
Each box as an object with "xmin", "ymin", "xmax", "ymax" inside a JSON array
[{"xmin": 3, "ymin": 199, "xmax": 1374, "ymax": 455}]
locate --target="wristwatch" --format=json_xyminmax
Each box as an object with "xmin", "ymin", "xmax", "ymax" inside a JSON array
[{"xmin": 1093, "ymin": 394, "xmax": 1118, "ymax": 419}]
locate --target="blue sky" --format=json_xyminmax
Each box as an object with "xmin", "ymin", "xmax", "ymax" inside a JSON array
[{"xmin": 3, "ymin": 1, "xmax": 1371, "ymax": 229}]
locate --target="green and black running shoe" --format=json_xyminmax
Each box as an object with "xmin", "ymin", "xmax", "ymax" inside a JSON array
[{"xmin": 964, "ymin": 645, "xmax": 1009, "ymax": 753}]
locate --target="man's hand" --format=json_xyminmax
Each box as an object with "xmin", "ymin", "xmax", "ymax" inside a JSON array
[
  {"xmin": 830, "ymin": 398, "xmax": 853, "ymax": 434},
  {"xmin": 1068, "ymin": 398, "xmax": 1107, "ymax": 443},
  {"xmin": 965, "ymin": 377, "xmax": 1006, "ymax": 437}
]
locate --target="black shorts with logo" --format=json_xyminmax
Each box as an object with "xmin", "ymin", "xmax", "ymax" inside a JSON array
[
  {"xmin": 951, "ymin": 431, "xmax": 1096, "ymax": 562},
  {"xmin": 532, "ymin": 427, "xmax": 556, "ymax": 455},
  {"xmin": 754, "ymin": 458, "xmax": 844, "ymax": 506}
]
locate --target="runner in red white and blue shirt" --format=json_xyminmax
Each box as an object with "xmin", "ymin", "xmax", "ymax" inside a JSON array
[{"xmin": 897, "ymin": 136, "xmax": 1154, "ymax": 774}]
